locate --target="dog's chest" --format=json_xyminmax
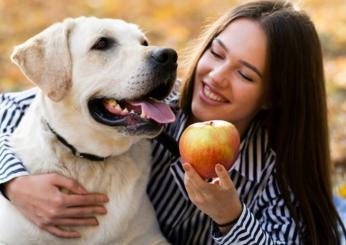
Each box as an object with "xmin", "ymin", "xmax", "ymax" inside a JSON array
[
  {"xmin": 60, "ymin": 142, "xmax": 154, "ymax": 240},
  {"xmin": 63, "ymin": 151, "xmax": 150, "ymax": 195},
  {"xmin": 13, "ymin": 132, "xmax": 155, "ymax": 241}
]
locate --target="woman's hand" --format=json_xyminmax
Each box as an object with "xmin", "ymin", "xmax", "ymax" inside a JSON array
[
  {"xmin": 3, "ymin": 173, "xmax": 109, "ymax": 238},
  {"xmin": 183, "ymin": 163, "xmax": 242, "ymax": 233}
]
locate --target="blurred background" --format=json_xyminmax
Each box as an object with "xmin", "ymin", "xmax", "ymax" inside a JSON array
[{"xmin": 0, "ymin": 0, "xmax": 345, "ymax": 197}]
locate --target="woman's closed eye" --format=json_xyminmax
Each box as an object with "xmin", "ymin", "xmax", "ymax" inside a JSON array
[
  {"xmin": 238, "ymin": 70, "xmax": 253, "ymax": 82},
  {"xmin": 209, "ymin": 46, "xmax": 224, "ymax": 59}
]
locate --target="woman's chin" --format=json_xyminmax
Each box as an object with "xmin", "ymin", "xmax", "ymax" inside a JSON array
[{"xmin": 191, "ymin": 104, "xmax": 213, "ymax": 122}]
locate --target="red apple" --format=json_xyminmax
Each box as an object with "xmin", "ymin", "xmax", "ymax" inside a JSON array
[{"xmin": 179, "ymin": 120, "xmax": 240, "ymax": 179}]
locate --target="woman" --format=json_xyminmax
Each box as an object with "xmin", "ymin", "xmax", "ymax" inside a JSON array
[{"xmin": 1, "ymin": 1, "xmax": 345, "ymax": 244}]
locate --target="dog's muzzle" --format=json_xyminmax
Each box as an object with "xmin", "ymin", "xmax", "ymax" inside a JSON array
[{"xmin": 88, "ymin": 48, "xmax": 178, "ymax": 137}]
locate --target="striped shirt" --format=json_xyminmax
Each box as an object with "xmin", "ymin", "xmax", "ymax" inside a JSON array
[{"xmin": 0, "ymin": 88, "xmax": 301, "ymax": 244}]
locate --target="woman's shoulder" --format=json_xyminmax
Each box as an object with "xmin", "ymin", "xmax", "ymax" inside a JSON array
[
  {"xmin": 164, "ymin": 80, "xmax": 181, "ymax": 108},
  {"xmin": 0, "ymin": 87, "xmax": 37, "ymax": 108}
]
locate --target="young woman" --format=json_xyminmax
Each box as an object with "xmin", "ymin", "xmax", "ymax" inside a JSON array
[{"xmin": 1, "ymin": 1, "xmax": 345, "ymax": 244}]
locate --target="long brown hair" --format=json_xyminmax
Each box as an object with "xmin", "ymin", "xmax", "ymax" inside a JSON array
[{"xmin": 179, "ymin": 1, "xmax": 346, "ymax": 244}]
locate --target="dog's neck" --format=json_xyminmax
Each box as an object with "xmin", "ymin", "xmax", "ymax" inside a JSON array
[{"xmin": 45, "ymin": 121, "xmax": 110, "ymax": 161}]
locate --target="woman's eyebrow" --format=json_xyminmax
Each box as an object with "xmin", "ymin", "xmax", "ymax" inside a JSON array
[
  {"xmin": 215, "ymin": 37, "xmax": 263, "ymax": 79},
  {"xmin": 240, "ymin": 60, "xmax": 263, "ymax": 79}
]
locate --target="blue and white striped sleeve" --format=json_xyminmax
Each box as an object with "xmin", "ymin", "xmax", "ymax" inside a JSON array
[
  {"xmin": 212, "ymin": 174, "xmax": 301, "ymax": 244},
  {"xmin": 0, "ymin": 89, "xmax": 37, "ymax": 186}
]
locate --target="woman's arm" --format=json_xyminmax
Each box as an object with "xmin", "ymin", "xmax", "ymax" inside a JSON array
[
  {"xmin": 0, "ymin": 89, "xmax": 109, "ymax": 238},
  {"xmin": 0, "ymin": 89, "xmax": 35, "ymax": 185},
  {"xmin": 183, "ymin": 162, "xmax": 301, "ymax": 244},
  {"xmin": 212, "ymin": 174, "xmax": 301, "ymax": 244}
]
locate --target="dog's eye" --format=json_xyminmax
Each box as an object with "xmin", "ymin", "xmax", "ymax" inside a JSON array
[
  {"xmin": 141, "ymin": 40, "xmax": 149, "ymax": 46},
  {"xmin": 92, "ymin": 37, "xmax": 114, "ymax": 50}
]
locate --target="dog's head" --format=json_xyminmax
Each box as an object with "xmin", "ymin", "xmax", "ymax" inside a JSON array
[{"xmin": 11, "ymin": 17, "xmax": 177, "ymax": 140}]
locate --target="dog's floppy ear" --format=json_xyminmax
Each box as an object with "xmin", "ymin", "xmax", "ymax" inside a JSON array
[{"xmin": 11, "ymin": 19, "xmax": 75, "ymax": 102}]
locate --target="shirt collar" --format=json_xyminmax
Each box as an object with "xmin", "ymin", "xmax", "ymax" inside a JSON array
[{"xmin": 231, "ymin": 113, "xmax": 275, "ymax": 183}]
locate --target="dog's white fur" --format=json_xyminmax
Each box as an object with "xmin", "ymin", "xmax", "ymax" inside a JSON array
[{"xmin": 0, "ymin": 17, "xmax": 171, "ymax": 245}]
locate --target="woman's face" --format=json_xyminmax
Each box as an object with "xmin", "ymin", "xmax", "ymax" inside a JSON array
[{"xmin": 191, "ymin": 18, "xmax": 267, "ymax": 135}]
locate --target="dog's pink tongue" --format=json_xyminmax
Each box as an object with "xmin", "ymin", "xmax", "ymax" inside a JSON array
[{"xmin": 130, "ymin": 99, "xmax": 175, "ymax": 123}]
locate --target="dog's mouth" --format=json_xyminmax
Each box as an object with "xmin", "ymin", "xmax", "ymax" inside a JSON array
[{"xmin": 88, "ymin": 92, "xmax": 175, "ymax": 135}]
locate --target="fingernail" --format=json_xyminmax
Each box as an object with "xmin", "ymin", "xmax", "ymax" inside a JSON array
[
  {"xmin": 183, "ymin": 163, "xmax": 190, "ymax": 172},
  {"xmin": 79, "ymin": 186, "xmax": 87, "ymax": 193},
  {"xmin": 216, "ymin": 164, "xmax": 223, "ymax": 172}
]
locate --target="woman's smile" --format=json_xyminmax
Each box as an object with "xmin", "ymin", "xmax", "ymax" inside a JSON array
[{"xmin": 200, "ymin": 82, "xmax": 230, "ymax": 104}]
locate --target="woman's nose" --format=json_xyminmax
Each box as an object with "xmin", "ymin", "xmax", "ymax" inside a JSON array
[{"xmin": 208, "ymin": 68, "xmax": 229, "ymax": 88}]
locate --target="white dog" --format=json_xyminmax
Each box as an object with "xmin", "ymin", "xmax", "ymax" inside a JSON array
[{"xmin": 0, "ymin": 17, "xmax": 177, "ymax": 245}]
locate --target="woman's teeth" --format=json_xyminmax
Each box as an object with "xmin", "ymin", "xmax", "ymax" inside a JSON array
[{"xmin": 203, "ymin": 85, "xmax": 226, "ymax": 102}]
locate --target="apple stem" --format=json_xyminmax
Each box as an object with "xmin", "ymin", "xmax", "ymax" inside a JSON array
[{"xmin": 209, "ymin": 121, "xmax": 213, "ymax": 126}]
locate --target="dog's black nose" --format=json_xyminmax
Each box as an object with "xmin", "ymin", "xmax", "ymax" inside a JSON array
[{"xmin": 150, "ymin": 48, "xmax": 177, "ymax": 65}]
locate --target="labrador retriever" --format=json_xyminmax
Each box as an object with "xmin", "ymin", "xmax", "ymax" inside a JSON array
[{"xmin": 0, "ymin": 16, "xmax": 177, "ymax": 245}]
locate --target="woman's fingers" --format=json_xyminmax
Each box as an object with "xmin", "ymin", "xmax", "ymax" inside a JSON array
[
  {"xmin": 215, "ymin": 164, "xmax": 233, "ymax": 190},
  {"xmin": 183, "ymin": 162, "xmax": 214, "ymax": 205},
  {"xmin": 183, "ymin": 162, "xmax": 233, "ymax": 191},
  {"xmin": 62, "ymin": 193, "xmax": 109, "ymax": 208},
  {"xmin": 52, "ymin": 217, "xmax": 99, "ymax": 226},
  {"xmin": 45, "ymin": 225, "xmax": 81, "ymax": 238},
  {"xmin": 182, "ymin": 162, "xmax": 242, "ymax": 225},
  {"xmin": 59, "ymin": 205, "xmax": 107, "ymax": 218},
  {"xmin": 5, "ymin": 174, "xmax": 110, "ymax": 239},
  {"xmin": 48, "ymin": 173, "xmax": 109, "ymax": 208},
  {"xmin": 182, "ymin": 163, "xmax": 205, "ymax": 187},
  {"xmin": 183, "ymin": 163, "xmax": 202, "ymax": 197},
  {"xmin": 49, "ymin": 173, "xmax": 88, "ymax": 194}
]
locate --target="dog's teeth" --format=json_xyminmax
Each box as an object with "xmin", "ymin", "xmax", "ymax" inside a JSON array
[
  {"xmin": 140, "ymin": 111, "xmax": 150, "ymax": 119},
  {"xmin": 120, "ymin": 108, "xmax": 129, "ymax": 115},
  {"xmin": 131, "ymin": 110, "xmax": 135, "ymax": 114},
  {"xmin": 104, "ymin": 99, "xmax": 117, "ymax": 107}
]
